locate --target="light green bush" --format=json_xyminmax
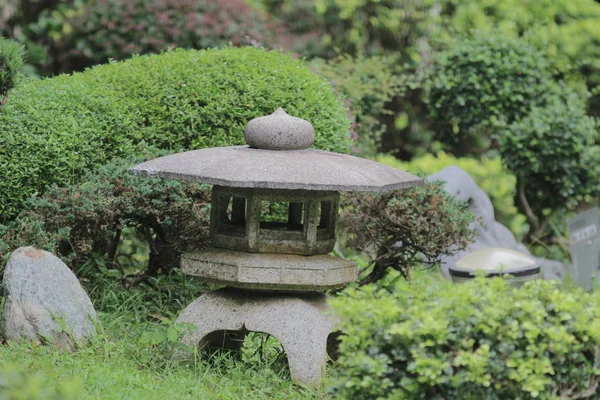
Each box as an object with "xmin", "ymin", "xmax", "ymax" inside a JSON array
[
  {"xmin": 330, "ymin": 276, "xmax": 600, "ymax": 399},
  {"xmin": 0, "ymin": 47, "xmax": 349, "ymax": 222},
  {"xmin": 444, "ymin": 0, "xmax": 600, "ymax": 103},
  {"xmin": 0, "ymin": 363, "xmax": 84, "ymax": 400},
  {"xmin": 377, "ymin": 152, "xmax": 527, "ymax": 237}
]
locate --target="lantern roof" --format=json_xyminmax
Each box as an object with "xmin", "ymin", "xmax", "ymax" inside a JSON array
[{"xmin": 129, "ymin": 108, "xmax": 422, "ymax": 192}]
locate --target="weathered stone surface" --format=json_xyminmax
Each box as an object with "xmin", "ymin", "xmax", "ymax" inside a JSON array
[
  {"xmin": 244, "ymin": 108, "xmax": 315, "ymax": 151},
  {"xmin": 130, "ymin": 109, "xmax": 422, "ymax": 192},
  {"xmin": 449, "ymin": 247, "xmax": 541, "ymax": 287},
  {"xmin": 450, "ymin": 247, "xmax": 541, "ymax": 286},
  {"xmin": 2, "ymin": 247, "xmax": 97, "ymax": 347},
  {"xmin": 182, "ymin": 248, "xmax": 357, "ymax": 291},
  {"xmin": 176, "ymin": 289, "xmax": 336, "ymax": 386},
  {"xmin": 210, "ymin": 186, "xmax": 339, "ymax": 256},
  {"xmin": 453, "ymin": 247, "xmax": 537, "ymax": 272},
  {"xmin": 428, "ymin": 166, "xmax": 567, "ymax": 280},
  {"xmin": 129, "ymin": 147, "xmax": 422, "ymax": 192}
]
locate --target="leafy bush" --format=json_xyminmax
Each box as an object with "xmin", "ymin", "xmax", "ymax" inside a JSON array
[
  {"xmin": 339, "ymin": 181, "xmax": 474, "ymax": 284},
  {"xmin": 261, "ymin": 0, "xmax": 441, "ymax": 59},
  {"xmin": 426, "ymin": 31, "xmax": 599, "ymax": 239},
  {"xmin": 0, "ymin": 156, "xmax": 211, "ymax": 277},
  {"xmin": 45, "ymin": 0, "xmax": 291, "ymax": 73},
  {"xmin": 442, "ymin": 0, "xmax": 600, "ymax": 113},
  {"xmin": 377, "ymin": 152, "xmax": 527, "ymax": 237},
  {"xmin": 500, "ymin": 93, "xmax": 600, "ymax": 235},
  {"xmin": 0, "ymin": 36, "xmax": 24, "ymax": 106},
  {"xmin": 0, "ymin": 46, "xmax": 349, "ymax": 222},
  {"xmin": 330, "ymin": 276, "xmax": 600, "ymax": 399},
  {"xmin": 310, "ymin": 55, "xmax": 409, "ymax": 156},
  {"xmin": 427, "ymin": 31, "xmax": 552, "ymax": 145}
]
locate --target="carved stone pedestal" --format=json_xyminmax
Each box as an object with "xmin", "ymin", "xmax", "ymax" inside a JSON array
[{"xmin": 176, "ymin": 288, "xmax": 336, "ymax": 386}]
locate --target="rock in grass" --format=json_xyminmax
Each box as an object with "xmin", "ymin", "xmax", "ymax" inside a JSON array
[{"xmin": 2, "ymin": 247, "xmax": 97, "ymax": 349}]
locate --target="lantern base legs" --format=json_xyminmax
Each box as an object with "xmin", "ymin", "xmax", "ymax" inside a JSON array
[{"xmin": 175, "ymin": 288, "xmax": 336, "ymax": 386}]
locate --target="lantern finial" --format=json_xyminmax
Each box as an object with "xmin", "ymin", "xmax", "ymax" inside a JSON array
[{"xmin": 244, "ymin": 108, "xmax": 315, "ymax": 150}]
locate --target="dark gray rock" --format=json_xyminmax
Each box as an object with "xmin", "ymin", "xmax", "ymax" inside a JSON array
[
  {"xmin": 428, "ymin": 166, "xmax": 568, "ymax": 280},
  {"xmin": 2, "ymin": 247, "xmax": 97, "ymax": 348}
]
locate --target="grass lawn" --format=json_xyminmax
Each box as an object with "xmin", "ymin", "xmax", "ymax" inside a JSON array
[{"xmin": 0, "ymin": 272, "xmax": 329, "ymax": 399}]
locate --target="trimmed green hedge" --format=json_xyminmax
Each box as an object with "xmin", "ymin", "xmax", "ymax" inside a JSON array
[
  {"xmin": 330, "ymin": 276, "xmax": 600, "ymax": 399},
  {"xmin": 0, "ymin": 47, "xmax": 350, "ymax": 221}
]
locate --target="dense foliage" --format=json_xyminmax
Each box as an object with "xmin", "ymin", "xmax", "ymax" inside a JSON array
[
  {"xmin": 45, "ymin": 0, "xmax": 291, "ymax": 73},
  {"xmin": 443, "ymin": 0, "xmax": 600, "ymax": 114},
  {"xmin": 0, "ymin": 36, "xmax": 24, "ymax": 107},
  {"xmin": 500, "ymin": 94, "xmax": 600, "ymax": 233},
  {"xmin": 378, "ymin": 152, "xmax": 526, "ymax": 237},
  {"xmin": 427, "ymin": 31, "xmax": 552, "ymax": 146},
  {"xmin": 331, "ymin": 276, "xmax": 600, "ymax": 399},
  {"xmin": 339, "ymin": 182, "xmax": 474, "ymax": 284},
  {"xmin": 310, "ymin": 55, "xmax": 408, "ymax": 156},
  {"xmin": 260, "ymin": 0, "xmax": 440, "ymax": 59},
  {"xmin": 0, "ymin": 46, "xmax": 349, "ymax": 222},
  {"xmin": 427, "ymin": 30, "xmax": 600, "ymax": 238},
  {"xmin": 0, "ymin": 156, "xmax": 211, "ymax": 277}
]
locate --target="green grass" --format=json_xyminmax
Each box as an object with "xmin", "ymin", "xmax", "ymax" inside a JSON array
[{"xmin": 0, "ymin": 272, "xmax": 328, "ymax": 400}]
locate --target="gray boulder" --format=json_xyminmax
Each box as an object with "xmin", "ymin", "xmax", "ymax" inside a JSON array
[
  {"xmin": 2, "ymin": 247, "xmax": 97, "ymax": 348},
  {"xmin": 428, "ymin": 166, "xmax": 567, "ymax": 280}
]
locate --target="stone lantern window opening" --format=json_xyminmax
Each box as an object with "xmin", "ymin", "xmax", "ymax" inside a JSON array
[
  {"xmin": 210, "ymin": 185, "xmax": 338, "ymax": 256},
  {"xmin": 216, "ymin": 195, "xmax": 247, "ymax": 236},
  {"xmin": 260, "ymin": 201, "xmax": 304, "ymax": 231}
]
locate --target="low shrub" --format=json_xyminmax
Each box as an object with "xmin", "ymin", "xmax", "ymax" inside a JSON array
[
  {"xmin": 0, "ymin": 46, "xmax": 350, "ymax": 222},
  {"xmin": 330, "ymin": 276, "xmax": 600, "ymax": 399},
  {"xmin": 0, "ymin": 156, "xmax": 211, "ymax": 278},
  {"xmin": 377, "ymin": 152, "xmax": 527, "ymax": 237},
  {"xmin": 339, "ymin": 181, "xmax": 474, "ymax": 285}
]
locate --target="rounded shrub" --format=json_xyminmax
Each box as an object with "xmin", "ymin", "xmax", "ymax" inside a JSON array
[
  {"xmin": 428, "ymin": 31, "xmax": 552, "ymax": 144},
  {"xmin": 0, "ymin": 47, "xmax": 350, "ymax": 222},
  {"xmin": 330, "ymin": 276, "xmax": 600, "ymax": 399},
  {"xmin": 500, "ymin": 92, "xmax": 600, "ymax": 216}
]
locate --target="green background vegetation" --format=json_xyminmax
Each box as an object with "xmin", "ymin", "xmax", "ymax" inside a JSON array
[{"xmin": 1, "ymin": 0, "xmax": 600, "ymax": 399}]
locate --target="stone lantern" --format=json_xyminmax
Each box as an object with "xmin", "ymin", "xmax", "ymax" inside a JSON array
[{"xmin": 130, "ymin": 108, "xmax": 422, "ymax": 385}]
